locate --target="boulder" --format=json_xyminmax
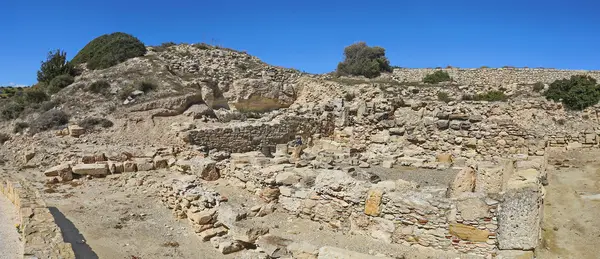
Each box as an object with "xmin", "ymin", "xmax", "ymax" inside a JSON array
[
  {"xmin": 188, "ymin": 209, "xmax": 216, "ymax": 225},
  {"xmin": 260, "ymin": 187, "xmax": 280, "ymax": 202},
  {"xmin": 135, "ymin": 159, "xmax": 154, "ymax": 171},
  {"xmin": 231, "ymin": 226, "xmax": 269, "ymax": 243},
  {"xmin": 71, "ymin": 164, "xmax": 108, "ymax": 176},
  {"xmin": 256, "ymin": 235, "xmax": 292, "ymax": 258},
  {"xmin": 218, "ymin": 241, "xmax": 244, "ymax": 254}
]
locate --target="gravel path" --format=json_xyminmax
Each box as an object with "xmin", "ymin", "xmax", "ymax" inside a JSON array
[{"xmin": 0, "ymin": 195, "xmax": 22, "ymax": 259}]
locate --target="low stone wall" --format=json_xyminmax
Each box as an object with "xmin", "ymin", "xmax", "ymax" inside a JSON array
[
  {"xmin": 184, "ymin": 114, "xmax": 334, "ymax": 153},
  {"xmin": 392, "ymin": 68, "xmax": 600, "ymax": 86},
  {"xmin": 0, "ymin": 179, "xmax": 75, "ymax": 259}
]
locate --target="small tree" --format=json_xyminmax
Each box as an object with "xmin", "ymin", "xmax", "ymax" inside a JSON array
[
  {"xmin": 544, "ymin": 75, "xmax": 600, "ymax": 110},
  {"xmin": 37, "ymin": 50, "xmax": 74, "ymax": 83},
  {"xmin": 336, "ymin": 42, "xmax": 392, "ymax": 78}
]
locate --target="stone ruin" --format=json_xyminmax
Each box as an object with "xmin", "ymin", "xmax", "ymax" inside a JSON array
[{"xmin": 7, "ymin": 63, "xmax": 600, "ymax": 258}]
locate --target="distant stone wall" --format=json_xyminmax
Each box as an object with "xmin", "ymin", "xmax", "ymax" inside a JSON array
[
  {"xmin": 0, "ymin": 179, "xmax": 75, "ymax": 258},
  {"xmin": 392, "ymin": 68, "xmax": 600, "ymax": 86},
  {"xmin": 184, "ymin": 114, "xmax": 334, "ymax": 153}
]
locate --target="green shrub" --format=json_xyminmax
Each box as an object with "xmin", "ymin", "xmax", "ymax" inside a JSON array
[
  {"xmin": 0, "ymin": 133, "xmax": 9, "ymax": 144},
  {"xmin": 78, "ymin": 117, "xmax": 113, "ymax": 130},
  {"xmin": 532, "ymin": 82, "xmax": 545, "ymax": 92},
  {"xmin": 29, "ymin": 110, "xmax": 69, "ymax": 134},
  {"xmin": 344, "ymin": 92, "xmax": 355, "ymax": 102},
  {"xmin": 336, "ymin": 42, "xmax": 392, "ymax": 78},
  {"xmin": 0, "ymin": 102, "xmax": 25, "ymax": 120},
  {"xmin": 437, "ymin": 91, "xmax": 453, "ymax": 103},
  {"xmin": 461, "ymin": 94, "xmax": 474, "ymax": 101},
  {"xmin": 137, "ymin": 80, "xmax": 158, "ymax": 92},
  {"xmin": 423, "ymin": 71, "xmax": 452, "ymax": 84},
  {"xmin": 47, "ymin": 74, "xmax": 74, "ymax": 94},
  {"xmin": 71, "ymin": 32, "xmax": 147, "ymax": 70},
  {"xmin": 544, "ymin": 75, "xmax": 600, "ymax": 110},
  {"xmin": 13, "ymin": 122, "xmax": 29, "ymax": 134},
  {"xmin": 37, "ymin": 49, "xmax": 75, "ymax": 83},
  {"xmin": 154, "ymin": 42, "xmax": 176, "ymax": 52},
  {"xmin": 21, "ymin": 87, "xmax": 49, "ymax": 104},
  {"xmin": 88, "ymin": 80, "xmax": 111, "ymax": 94},
  {"xmin": 474, "ymin": 90, "xmax": 508, "ymax": 102},
  {"xmin": 193, "ymin": 43, "xmax": 211, "ymax": 50},
  {"xmin": 38, "ymin": 99, "xmax": 62, "ymax": 112}
]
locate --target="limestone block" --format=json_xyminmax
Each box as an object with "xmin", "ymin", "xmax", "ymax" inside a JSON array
[
  {"xmin": 135, "ymin": 159, "xmax": 154, "ymax": 171},
  {"xmin": 230, "ymin": 225, "xmax": 269, "ymax": 243},
  {"xmin": 456, "ymin": 194, "xmax": 490, "ymax": 221},
  {"xmin": 188, "ymin": 209, "xmax": 215, "ymax": 225},
  {"xmin": 198, "ymin": 226, "xmax": 227, "ymax": 241},
  {"xmin": 448, "ymin": 167, "xmax": 476, "ymax": 197},
  {"xmin": 364, "ymin": 189, "xmax": 383, "ymax": 216},
  {"xmin": 44, "ymin": 163, "xmax": 73, "ymax": 181},
  {"xmin": 497, "ymin": 169, "xmax": 543, "ymax": 250},
  {"xmin": 72, "ymin": 163, "xmax": 108, "ymax": 176},
  {"xmin": 218, "ymin": 241, "xmax": 244, "ymax": 254},
  {"xmin": 123, "ymin": 161, "xmax": 137, "ymax": 172},
  {"xmin": 275, "ymin": 144, "xmax": 289, "ymax": 156},
  {"xmin": 475, "ymin": 164, "xmax": 505, "ymax": 194},
  {"xmin": 436, "ymin": 153, "xmax": 453, "ymax": 163},
  {"xmin": 68, "ymin": 124, "xmax": 85, "ymax": 137},
  {"xmin": 153, "ymin": 156, "xmax": 168, "ymax": 169},
  {"xmin": 449, "ymin": 223, "xmax": 490, "ymax": 242}
]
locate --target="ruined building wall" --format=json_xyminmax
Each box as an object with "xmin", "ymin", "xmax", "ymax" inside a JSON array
[
  {"xmin": 392, "ymin": 68, "xmax": 600, "ymax": 85},
  {"xmin": 184, "ymin": 114, "xmax": 334, "ymax": 153}
]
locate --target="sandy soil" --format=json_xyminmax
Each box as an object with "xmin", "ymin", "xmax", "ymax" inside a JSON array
[
  {"xmin": 42, "ymin": 171, "xmax": 233, "ymax": 259},
  {"xmin": 537, "ymin": 149, "xmax": 600, "ymax": 259},
  {"xmin": 0, "ymin": 194, "xmax": 23, "ymax": 259}
]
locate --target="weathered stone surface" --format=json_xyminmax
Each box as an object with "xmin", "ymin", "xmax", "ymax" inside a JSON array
[
  {"xmin": 135, "ymin": 159, "xmax": 154, "ymax": 171},
  {"xmin": 191, "ymin": 158, "xmax": 220, "ymax": 181},
  {"xmin": 436, "ymin": 153, "xmax": 453, "ymax": 163},
  {"xmin": 153, "ymin": 156, "xmax": 168, "ymax": 169},
  {"xmin": 448, "ymin": 166, "xmax": 476, "ymax": 197},
  {"xmin": 231, "ymin": 226, "xmax": 269, "ymax": 243},
  {"xmin": 456, "ymin": 194, "xmax": 490, "ymax": 221},
  {"xmin": 71, "ymin": 163, "xmax": 108, "ymax": 176},
  {"xmin": 198, "ymin": 226, "xmax": 228, "ymax": 241},
  {"xmin": 497, "ymin": 169, "xmax": 543, "ymax": 250},
  {"xmin": 188, "ymin": 209, "xmax": 216, "ymax": 225},
  {"xmin": 317, "ymin": 246, "xmax": 391, "ymax": 259},
  {"xmin": 256, "ymin": 235, "xmax": 292, "ymax": 258},
  {"xmin": 275, "ymin": 171, "xmax": 300, "ymax": 185},
  {"xmin": 364, "ymin": 189, "xmax": 383, "ymax": 216},
  {"xmin": 44, "ymin": 163, "xmax": 73, "ymax": 181},
  {"xmin": 287, "ymin": 242, "xmax": 319, "ymax": 259},
  {"xmin": 123, "ymin": 161, "xmax": 137, "ymax": 172},
  {"xmin": 260, "ymin": 187, "xmax": 280, "ymax": 202},
  {"xmin": 218, "ymin": 240, "xmax": 244, "ymax": 254},
  {"xmin": 449, "ymin": 223, "xmax": 490, "ymax": 242},
  {"xmin": 68, "ymin": 124, "xmax": 85, "ymax": 137}
]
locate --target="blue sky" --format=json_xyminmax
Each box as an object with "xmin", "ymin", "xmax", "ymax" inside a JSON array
[{"xmin": 1, "ymin": 0, "xmax": 599, "ymax": 86}]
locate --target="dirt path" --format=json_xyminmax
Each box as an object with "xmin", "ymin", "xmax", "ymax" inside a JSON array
[
  {"xmin": 538, "ymin": 149, "xmax": 600, "ymax": 259},
  {"xmin": 0, "ymin": 195, "xmax": 23, "ymax": 259}
]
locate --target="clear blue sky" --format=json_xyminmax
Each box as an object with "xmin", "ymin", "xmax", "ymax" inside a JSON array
[{"xmin": 1, "ymin": 0, "xmax": 599, "ymax": 86}]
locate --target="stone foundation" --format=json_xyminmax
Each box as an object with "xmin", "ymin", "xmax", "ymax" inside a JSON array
[{"xmin": 0, "ymin": 179, "xmax": 75, "ymax": 259}]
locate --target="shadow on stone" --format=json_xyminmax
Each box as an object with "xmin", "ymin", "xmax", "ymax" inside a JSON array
[{"xmin": 48, "ymin": 207, "xmax": 99, "ymax": 259}]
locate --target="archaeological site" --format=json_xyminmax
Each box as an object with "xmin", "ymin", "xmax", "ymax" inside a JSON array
[{"xmin": 1, "ymin": 33, "xmax": 599, "ymax": 259}]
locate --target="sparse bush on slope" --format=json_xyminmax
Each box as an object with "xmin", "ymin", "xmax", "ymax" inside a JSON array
[
  {"xmin": 544, "ymin": 75, "xmax": 600, "ymax": 110},
  {"xmin": 336, "ymin": 42, "xmax": 392, "ymax": 78},
  {"xmin": 29, "ymin": 110, "xmax": 69, "ymax": 134},
  {"xmin": 71, "ymin": 32, "xmax": 146, "ymax": 70}
]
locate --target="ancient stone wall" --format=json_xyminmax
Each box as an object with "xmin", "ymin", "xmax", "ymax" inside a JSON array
[
  {"xmin": 392, "ymin": 68, "xmax": 600, "ymax": 85},
  {"xmin": 0, "ymin": 179, "xmax": 75, "ymax": 258},
  {"xmin": 185, "ymin": 114, "xmax": 334, "ymax": 153}
]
